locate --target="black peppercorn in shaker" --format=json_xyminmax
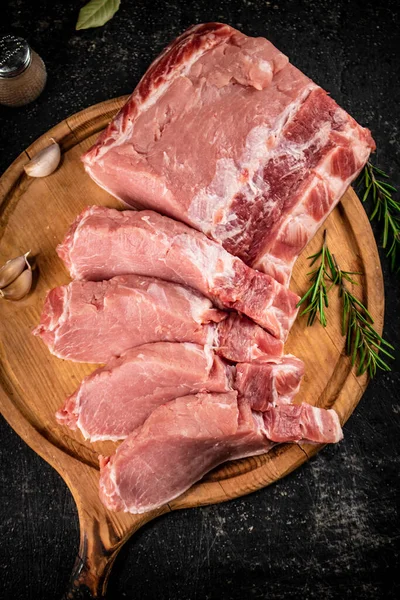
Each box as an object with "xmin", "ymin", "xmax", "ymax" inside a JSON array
[{"xmin": 0, "ymin": 35, "xmax": 47, "ymax": 107}]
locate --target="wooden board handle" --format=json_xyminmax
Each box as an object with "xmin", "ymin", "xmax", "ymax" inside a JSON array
[
  {"xmin": 59, "ymin": 497, "xmax": 164, "ymax": 599},
  {"xmin": 61, "ymin": 532, "xmax": 113, "ymax": 599}
]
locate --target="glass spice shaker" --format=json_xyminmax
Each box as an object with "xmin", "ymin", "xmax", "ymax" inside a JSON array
[{"xmin": 0, "ymin": 35, "xmax": 47, "ymax": 107}]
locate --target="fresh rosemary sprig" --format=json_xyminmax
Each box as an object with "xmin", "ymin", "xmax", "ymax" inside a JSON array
[
  {"xmin": 331, "ymin": 255, "xmax": 395, "ymax": 377},
  {"xmin": 296, "ymin": 230, "xmax": 335, "ymax": 326},
  {"xmin": 359, "ymin": 162, "xmax": 400, "ymax": 271},
  {"xmin": 298, "ymin": 231, "xmax": 394, "ymax": 377}
]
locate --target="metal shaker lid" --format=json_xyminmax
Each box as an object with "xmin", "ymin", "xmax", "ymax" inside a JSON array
[{"xmin": 0, "ymin": 35, "xmax": 31, "ymax": 78}]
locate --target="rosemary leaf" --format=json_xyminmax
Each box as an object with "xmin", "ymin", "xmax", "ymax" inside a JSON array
[
  {"xmin": 332, "ymin": 254, "xmax": 394, "ymax": 378},
  {"xmin": 362, "ymin": 183, "xmax": 372, "ymax": 203},
  {"xmin": 296, "ymin": 230, "xmax": 331, "ymax": 327},
  {"xmin": 358, "ymin": 162, "xmax": 400, "ymax": 272}
]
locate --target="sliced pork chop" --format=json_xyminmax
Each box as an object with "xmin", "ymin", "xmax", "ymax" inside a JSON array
[
  {"xmin": 82, "ymin": 23, "xmax": 375, "ymax": 286},
  {"xmin": 57, "ymin": 206, "xmax": 299, "ymax": 339},
  {"xmin": 56, "ymin": 344, "xmax": 302, "ymax": 442},
  {"xmin": 33, "ymin": 275, "xmax": 223, "ymax": 363},
  {"xmin": 99, "ymin": 392, "xmax": 270, "ymax": 513},
  {"xmin": 99, "ymin": 392, "xmax": 342, "ymax": 513},
  {"xmin": 34, "ymin": 276, "xmax": 282, "ymax": 363},
  {"xmin": 56, "ymin": 343, "xmax": 233, "ymax": 441}
]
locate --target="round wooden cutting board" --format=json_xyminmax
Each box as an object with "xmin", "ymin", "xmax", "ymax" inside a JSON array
[{"xmin": 0, "ymin": 97, "xmax": 384, "ymax": 599}]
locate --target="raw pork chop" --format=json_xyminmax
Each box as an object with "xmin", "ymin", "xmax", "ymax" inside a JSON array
[
  {"xmin": 34, "ymin": 275, "xmax": 283, "ymax": 363},
  {"xmin": 99, "ymin": 392, "xmax": 342, "ymax": 513},
  {"xmin": 57, "ymin": 206, "xmax": 299, "ymax": 339},
  {"xmin": 33, "ymin": 275, "xmax": 223, "ymax": 363},
  {"xmin": 56, "ymin": 343, "xmax": 233, "ymax": 441},
  {"xmin": 57, "ymin": 344, "xmax": 303, "ymax": 442},
  {"xmin": 82, "ymin": 23, "xmax": 375, "ymax": 285}
]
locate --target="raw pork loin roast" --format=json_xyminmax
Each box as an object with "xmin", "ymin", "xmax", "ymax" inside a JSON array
[
  {"xmin": 82, "ymin": 22, "xmax": 374, "ymax": 285},
  {"xmin": 34, "ymin": 22, "xmax": 375, "ymax": 513}
]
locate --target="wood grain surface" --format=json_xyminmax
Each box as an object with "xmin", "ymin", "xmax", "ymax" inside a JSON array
[{"xmin": 0, "ymin": 97, "xmax": 384, "ymax": 599}]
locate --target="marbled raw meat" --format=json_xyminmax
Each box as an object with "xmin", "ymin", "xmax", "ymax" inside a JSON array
[
  {"xmin": 56, "ymin": 342, "xmax": 233, "ymax": 441},
  {"xmin": 33, "ymin": 275, "xmax": 223, "ymax": 363},
  {"xmin": 82, "ymin": 23, "xmax": 375, "ymax": 285},
  {"xmin": 214, "ymin": 313, "xmax": 283, "ymax": 363},
  {"xmin": 99, "ymin": 391, "xmax": 342, "ymax": 513},
  {"xmin": 57, "ymin": 205, "xmax": 299, "ymax": 339},
  {"xmin": 34, "ymin": 275, "xmax": 282, "ymax": 363},
  {"xmin": 262, "ymin": 402, "xmax": 342, "ymax": 444},
  {"xmin": 234, "ymin": 355, "xmax": 305, "ymax": 410},
  {"xmin": 56, "ymin": 344, "xmax": 303, "ymax": 442}
]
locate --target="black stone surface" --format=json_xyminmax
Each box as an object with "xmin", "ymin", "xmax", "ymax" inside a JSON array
[{"xmin": 0, "ymin": 1, "xmax": 399, "ymax": 599}]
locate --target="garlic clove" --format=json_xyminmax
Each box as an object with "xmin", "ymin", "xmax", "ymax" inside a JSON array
[
  {"xmin": 24, "ymin": 139, "xmax": 61, "ymax": 178},
  {"xmin": 0, "ymin": 250, "xmax": 31, "ymax": 288},
  {"xmin": 0, "ymin": 268, "xmax": 32, "ymax": 301}
]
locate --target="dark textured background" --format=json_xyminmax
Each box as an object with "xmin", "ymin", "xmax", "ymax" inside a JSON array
[{"xmin": 1, "ymin": 1, "xmax": 399, "ymax": 599}]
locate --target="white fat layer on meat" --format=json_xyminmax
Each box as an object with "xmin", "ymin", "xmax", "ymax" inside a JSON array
[
  {"xmin": 271, "ymin": 378, "xmax": 278, "ymax": 405},
  {"xmin": 258, "ymin": 59, "xmax": 273, "ymax": 74},
  {"xmin": 268, "ymin": 363, "xmax": 295, "ymax": 405},
  {"xmin": 188, "ymin": 157, "xmax": 243, "ymax": 233},
  {"xmin": 273, "ymin": 302, "xmax": 298, "ymax": 338},
  {"xmin": 68, "ymin": 208, "xmax": 95, "ymax": 279},
  {"xmin": 230, "ymin": 444, "xmax": 275, "ymax": 461},
  {"xmin": 174, "ymin": 284, "xmax": 213, "ymax": 323},
  {"xmin": 315, "ymin": 144, "xmax": 370, "ymax": 197},
  {"xmin": 189, "ymin": 90, "xmax": 371, "ymax": 280},
  {"xmin": 140, "ymin": 215, "xmax": 232, "ymax": 291},
  {"xmin": 252, "ymin": 410, "xmax": 265, "ymax": 433},
  {"xmin": 207, "ymin": 323, "xmax": 218, "ymax": 348},
  {"xmin": 86, "ymin": 31, "xmax": 225, "ymax": 166},
  {"xmin": 139, "ymin": 213, "xmax": 170, "ymax": 243},
  {"xmin": 257, "ymin": 253, "xmax": 292, "ymax": 283},
  {"xmin": 69, "ymin": 389, "xmax": 82, "ymax": 421},
  {"xmin": 188, "ymin": 83, "xmax": 317, "ymax": 239},
  {"xmin": 275, "ymin": 361, "xmax": 303, "ymax": 376},
  {"xmin": 262, "ymin": 130, "xmax": 371, "ymax": 284},
  {"xmin": 181, "ymin": 341, "xmax": 205, "ymax": 355},
  {"xmin": 88, "ymin": 431, "xmax": 128, "ymax": 443},
  {"xmin": 330, "ymin": 411, "xmax": 343, "ymax": 441},
  {"xmin": 146, "ymin": 282, "xmax": 170, "ymax": 305},
  {"xmin": 174, "ymin": 233, "xmax": 236, "ymax": 287},
  {"xmin": 105, "ymin": 463, "xmax": 126, "ymax": 510},
  {"xmin": 249, "ymin": 342, "xmax": 276, "ymax": 363},
  {"xmin": 302, "ymin": 405, "xmax": 324, "ymax": 439},
  {"xmin": 275, "ymin": 395, "xmax": 294, "ymax": 405},
  {"xmin": 52, "ymin": 285, "xmax": 71, "ymax": 355},
  {"xmin": 202, "ymin": 343, "xmax": 214, "ymax": 374},
  {"xmin": 82, "ymin": 163, "xmax": 128, "ymax": 206},
  {"xmin": 176, "ymin": 233, "xmax": 218, "ymax": 275}
]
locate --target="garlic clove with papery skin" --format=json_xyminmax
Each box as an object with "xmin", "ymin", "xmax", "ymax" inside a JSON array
[
  {"xmin": 0, "ymin": 250, "xmax": 30, "ymax": 288},
  {"xmin": 0, "ymin": 268, "xmax": 32, "ymax": 301},
  {"xmin": 24, "ymin": 139, "xmax": 61, "ymax": 177}
]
